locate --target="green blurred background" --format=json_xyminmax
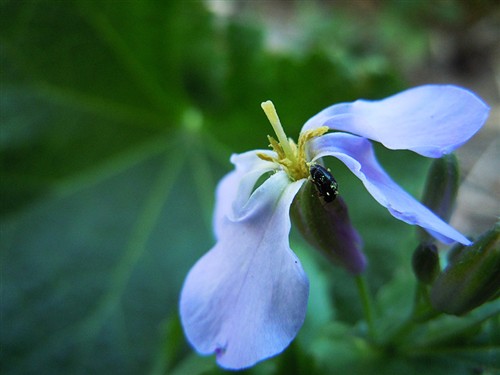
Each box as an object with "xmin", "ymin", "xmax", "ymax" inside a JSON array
[{"xmin": 1, "ymin": 1, "xmax": 498, "ymax": 374}]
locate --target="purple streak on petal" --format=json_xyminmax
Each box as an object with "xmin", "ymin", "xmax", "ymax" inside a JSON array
[
  {"xmin": 180, "ymin": 172, "xmax": 308, "ymax": 370},
  {"xmin": 310, "ymin": 133, "xmax": 471, "ymax": 245},
  {"xmin": 214, "ymin": 150, "xmax": 277, "ymax": 239},
  {"xmin": 302, "ymin": 85, "xmax": 489, "ymax": 157}
]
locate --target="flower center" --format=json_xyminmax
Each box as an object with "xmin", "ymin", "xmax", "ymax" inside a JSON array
[{"xmin": 257, "ymin": 100, "xmax": 328, "ymax": 181}]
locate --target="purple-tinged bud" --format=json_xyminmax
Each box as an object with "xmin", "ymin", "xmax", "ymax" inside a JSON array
[
  {"xmin": 412, "ymin": 243, "xmax": 440, "ymax": 284},
  {"xmin": 291, "ymin": 179, "xmax": 366, "ymax": 274},
  {"xmin": 430, "ymin": 223, "xmax": 500, "ymax": 316},
  {"xmin": 417, "ymin": 154, "xmax": 460, "ymax": 243}
]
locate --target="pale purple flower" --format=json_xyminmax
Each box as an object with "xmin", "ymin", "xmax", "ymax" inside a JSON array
[{"xmin": 179, "ymin": 85, "xmax": 489, "ymax": 369}]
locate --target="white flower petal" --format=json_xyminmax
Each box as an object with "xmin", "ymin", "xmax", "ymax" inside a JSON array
[
  {"xmin": 214, "ymin": 150, "xmax": 276, "ymax": 239},
  {"xmin": 310, "ymin": 133, "xmax": 471, "ymax": 245},
  {"xmin": 302, "ymin": 85, "xmax": 489, "ymax": 157},
  {"xmin": 180, "ymin": 172, "xmax": 308, "ymax": 369}
]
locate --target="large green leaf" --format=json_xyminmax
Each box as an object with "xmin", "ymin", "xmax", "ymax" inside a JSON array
[{"xmin": 0, "ymin": 1, "xmax": 219, "ymax": 373}]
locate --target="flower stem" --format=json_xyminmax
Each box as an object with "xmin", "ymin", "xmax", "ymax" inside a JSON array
[
  {"xmin": 261, "ymin": 100, "xmax": 297, "ymax": 164},
  {"xmin": 383, "ymin": 281, "xmax": 441, "ymax": 345},
  {"xmin": 355, "ymin": 274, "xmax": 376, "ymax": 341}
]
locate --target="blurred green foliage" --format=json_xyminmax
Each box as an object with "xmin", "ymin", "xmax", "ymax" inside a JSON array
[{"xmin": 1, "ymin": 1, "xmax": 498, "ymax": 375}]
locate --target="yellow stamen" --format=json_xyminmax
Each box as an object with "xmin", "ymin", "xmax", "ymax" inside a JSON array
[
  {"xmin": 256, "ymin": 152, "xmax": 275, "ymax": 163},
  {"xmin": 299, "ymin": 127, "xmax": 329, "ymax": 166},
  {"xmin": 267, "ymin": 135, "xmax": 285, "ymax": 160}
]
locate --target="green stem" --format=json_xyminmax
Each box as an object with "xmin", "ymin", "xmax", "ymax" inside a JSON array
[
  {"xmin": 384, "ymin": 282, "xmax": 441, "ymax": 345},
  {"xmin": 355, "ymin": 275, "xmax": 376, "ymax": 341},
  {"xmin": 413, "ymin": 282, "xmax": 441, "ymax": 323},
  {"xmin": 389, "ymin": 283, "xmax": 424, "ymax": 343}
]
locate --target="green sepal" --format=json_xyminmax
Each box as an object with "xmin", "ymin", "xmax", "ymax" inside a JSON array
[{"xmin": 446, "ymin": 241, "xmax": 467, "ymax": 265}]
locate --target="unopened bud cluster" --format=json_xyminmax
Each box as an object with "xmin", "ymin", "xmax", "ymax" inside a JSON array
[
  {"xmin": 430, "ymin": 224, "xmax": 499, "ymax": 315},
  {"xmin": 412, "ymin": 154, "xmax": 499, "ymax": 315}
]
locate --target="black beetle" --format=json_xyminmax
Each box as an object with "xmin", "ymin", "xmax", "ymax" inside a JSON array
[{"xmin": 309, "ymin": 164, "xmax": 339, "ymax": 202}]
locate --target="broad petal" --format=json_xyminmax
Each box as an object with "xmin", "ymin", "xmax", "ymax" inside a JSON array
[
  {"xmin": 180, "ymin": 172, "xmax": 308, "ymax": 369},
  {"xmin": 214, "ymin": 150, "xmax": 276, "ymax": 239},
  {"xmin": 302, "ymin": 85, "xmax": 489, "ymax": 158},
  {"xmin": 310, "ymin": 133, "xmax": 471, "ymax": 245}
]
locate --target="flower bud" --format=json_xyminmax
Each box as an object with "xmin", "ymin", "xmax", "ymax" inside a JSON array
[
  {"xmin": 412, "ymin": 243, "xmax": 440, "ymax": 284},
  {"xmin": 430, "ymin": 223, "xmax": 500, "ymax": 315},
  {"xmin": 291, "ymin": 179, "xmax": 366, "ymax": 274},
  {"xmin": 446, "ymin": 242, "xmax": 467, "ymax": 265},
  {"xmin": 417, "ymin": 154, "xmax": 460, "ymax": 243}
]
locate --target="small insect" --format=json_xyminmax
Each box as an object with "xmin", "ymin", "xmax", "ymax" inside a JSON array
[{"xmin": 309, "ymin": 164, "xmax": 339, "ymax": 202}]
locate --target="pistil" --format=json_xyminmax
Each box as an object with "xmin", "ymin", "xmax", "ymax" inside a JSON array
[{"xmin": 261, "ymin": 101, "xmax": 298, "ymax": 165}]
